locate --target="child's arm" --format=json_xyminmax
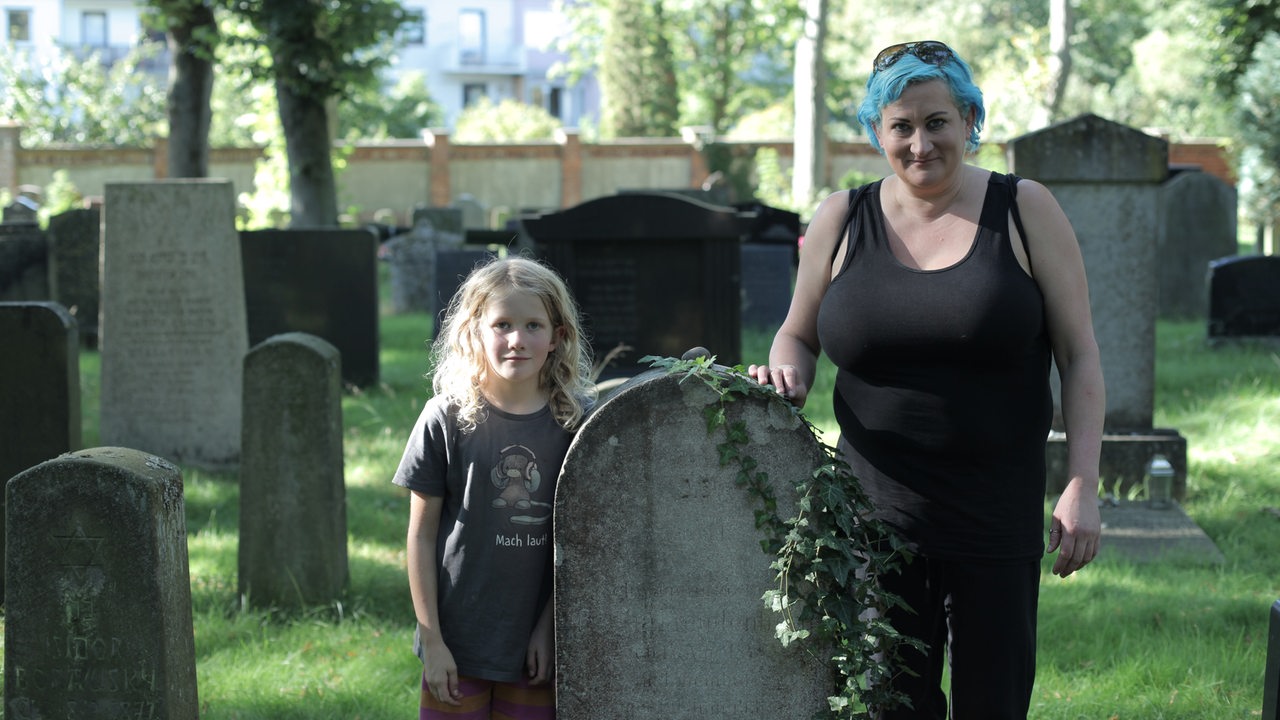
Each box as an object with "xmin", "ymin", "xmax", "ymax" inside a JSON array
[
  {"xmin": 526, "ymin": 599, "xmax": 554, "ymax": 684},
  {"xmin": 407, "ymin": 491, "xmax": 463, "ymax": 706}
]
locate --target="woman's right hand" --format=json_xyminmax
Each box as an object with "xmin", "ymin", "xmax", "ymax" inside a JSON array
[
  {"xmin": 421, "ymin": 630, "xmax": 462, "ymax": 706},
  {"xmin": 746, "ymin": 363, "xmax": 809, "ymax": 406}
]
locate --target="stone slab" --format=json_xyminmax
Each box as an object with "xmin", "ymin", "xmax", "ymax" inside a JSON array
[{"xmin": 1097, "ymin": 500, "xmax": 1224, "ymax": 566}]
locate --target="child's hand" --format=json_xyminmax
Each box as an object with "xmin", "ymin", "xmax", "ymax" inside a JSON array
[
  {"xmin": 421, "ymin": 632, "xmax": 462, "ymax": 705},
  {"xmin": 526, "ymin": 610, "xmax": 554, "ymax": 684}
]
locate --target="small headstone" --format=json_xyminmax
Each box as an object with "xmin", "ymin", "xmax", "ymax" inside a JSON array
[
  {"xmin": 2, "ymin": 197, "xmax": 38, "ymax": 223},
  {"xmin": 555, "ymin": 368, "xmax": 831, "ymax": 718},
  {"xmin": 1207, "ymin": 255, "xmax": 1280, "ymax": 340},
  {"xmin": 99, "ymin": 180, "xmax": 247, "ymax": 470},
  {"xmin": 0, "ymin": 301, "xmax": 80, "ymax": 597},
  {"xmin": 410, "ymin": 206, "xmax": 464, "ymax": 235},
  {"xmin": 453, "ymin": 194, "xmax": 487, "ymax": 229},
  {"xmin": 239, "ymin": 333, "xmax": 348, "ymax": 608},
  {"xmin": 240, "ymin": 228, "xmax": 380, "ymax": 387},
  {"xmin": 5, "ymin": 447, "xmax": 199, "ymax": 719},
  {"xmin": 383, "ymin": 221, "xmax": 464, "ymax": 315},
  {"xmin": 521, "ymin": 192, "xmax": 750, "ymax": 378},
  {"xmin": 47, "ymin": 207, "xmax": 103, "ymax": 343}
]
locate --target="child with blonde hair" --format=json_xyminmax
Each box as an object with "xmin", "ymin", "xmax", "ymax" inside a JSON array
[{"xmin": 394, "ymin": 255, "xmax": 595, "ymax": 719}]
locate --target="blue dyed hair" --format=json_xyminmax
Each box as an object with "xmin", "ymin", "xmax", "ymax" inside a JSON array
[{"xmin": 857, "ymin": 49, "xmax": 985, "ymax": 155}]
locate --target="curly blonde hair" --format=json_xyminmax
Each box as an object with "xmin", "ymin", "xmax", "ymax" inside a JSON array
[{"xmin": 430, "ymin": 255, "xmax": 596, "ymax": 433}]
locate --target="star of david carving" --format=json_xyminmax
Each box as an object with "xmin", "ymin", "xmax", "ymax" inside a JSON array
[{"xmin": 52, "ymin": 525, "xmax": 105, "ymax": 568}]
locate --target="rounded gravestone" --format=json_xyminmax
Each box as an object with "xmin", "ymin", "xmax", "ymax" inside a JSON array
[{"xmin": 554, "ymin": 367, "xmax": 831, "ymax": 719}]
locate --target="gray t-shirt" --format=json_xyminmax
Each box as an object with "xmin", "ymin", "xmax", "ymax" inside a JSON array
[{"xmin": 393, "ymin": 396, "xmax": 572, "ymax": 682}]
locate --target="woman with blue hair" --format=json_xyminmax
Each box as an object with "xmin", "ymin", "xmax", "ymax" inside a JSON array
[{"xmin": 750, "ymin": 41, "xmax": 1104, "ymax": 718}]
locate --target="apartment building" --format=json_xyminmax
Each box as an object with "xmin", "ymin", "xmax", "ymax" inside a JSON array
[{"xmin": 0, "ymin": 0, "xmax": 599, "ymax": 131}]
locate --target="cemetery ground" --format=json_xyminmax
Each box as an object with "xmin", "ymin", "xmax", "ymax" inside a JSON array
[{"xmin": 1, "ymin": 315, "xmax": 1277, "ymax": 718}]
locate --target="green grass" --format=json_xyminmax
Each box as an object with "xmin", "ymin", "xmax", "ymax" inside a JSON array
[{"xmin": 3, "ymin": 317, "xmax": 1278, "ymax": 717}]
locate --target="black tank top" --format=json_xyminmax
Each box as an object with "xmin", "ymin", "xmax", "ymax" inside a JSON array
[{"xmin": 817, "ymin": 172, "xmax": 1052, "ymax": 561}]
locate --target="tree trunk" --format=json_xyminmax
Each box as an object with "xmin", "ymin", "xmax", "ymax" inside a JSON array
[
  {"xmin": 275, "ymin": 77, "xmax": 339, "ymax": 228},
  {"xmin": 165, "ymin": 2, "xmax": 215, "ymax": 178},
  {"xmin": 1043, "ymin": 0, "xmax": 1074, "ymax": 125},
  {"xmin": 792, "ymin": 0, "xmax": 827, "ymax": 209}
]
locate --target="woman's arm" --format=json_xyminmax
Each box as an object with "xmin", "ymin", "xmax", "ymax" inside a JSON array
[
  {"xmin": 407, "ymin": 491, "xmax": 463, "ymax": 704},
  {"xmin": 748, "ymin": 189, "xmax": 850, "ymax": 407},
  {"xmin": 1014, "ymin": 179, "xmax": 1106, "ymax": 578}
]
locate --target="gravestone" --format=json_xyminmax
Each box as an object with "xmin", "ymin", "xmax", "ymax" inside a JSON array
[
  {"xmin": 1265, "ymin": 599, "xmax": 1280, "ymax": 720},
  {"xmin": 555, "ymin": 366, "xmax": 831, "ymax": 718},
  {"xmin": 99, "ymin": 180, "xmax": 247, "ymax": 470},
  {"xmin": 240, "ymin": 228, "xmax": 380, "ymax": 387},
  {"xmin": 1009, "ymin": 115, "xmax": 1189, "ymax": 495},
  {"xmin": 47, "ymin": 207, "xmax": 103, "ymax": 343},
  {"xmin": 0, "ymin": 301, "xmax": 80, "ymax": 597},
  {"xmin": 1207, "ymin": 255, "xmax": 1280, "ymax": 340},
  {"xmin": 741, "ymin": 244, "xmax": 793, "ymax": 330},
  {"xmin": 1158, "ymin": 170, "xmax": 1237, "ymax": 319},
  {"xmin": 239, "ymin": 333, "xmax": 348, "ymax": 608},
  {"xmin": 383, "ymin": 220, "xmax": 464, "ymax": 315},
  {"xmin": 0, "ymin": 218, "xmax": 47, "ymax": 301},
  {"xmin": 5, "ymin": 447, "xmax": 199, "ymax": 718},
  {"xmin": 411, "ymin": 206, "xmax": 464, "ymax": 235},
  {"xmin": 521, "ymin": 193, "xmax": 752, "ymax": 378},
  {"xmin": 431, "ymin": 248, "xmax": 494, "ymax": 338},
  {"xmin": 3, "ymin": 197, "xmax": 38, "ymax": 223}
]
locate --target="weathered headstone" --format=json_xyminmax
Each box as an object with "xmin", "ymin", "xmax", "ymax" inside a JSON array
[
  {"xmin": 383, "ymin": 220, "xmax": 464, "ymax": 315},
  {"xmin": 410, "ymin": 206, "xmax": 464, "ymax": 235},
  {"xmin": 240, "ymin": 228, "xmax": 380, "ymax": 387},
  {"xmin": 47, "ymin": 207, "xmax": 103, "ymax": 343},
  {"xmin": 5, "ymin": 447, "xmax": 199, "ymax": 719},
  {"xmin": 0, "ymin": 301, "xmax": 80, "ymax": 597},
  {"xmin": 555, "ymin": 367, "xmax": 831, "ymax": 718},
  {"xmin": 1158, "ymin": 169, "xmax": 1237, "ymax": 319},
  {"xmin": 239, "ymin": 333, "xmax": 348, "ymax": 608},
  {"xmin": 1207, "ymin": 255, "xmax": 1280, "ymax": 340},
  {"xmin": 521, "ymin": 193, "xmax": 751, "ymax": 378},
  {"xmin": 99, "ymin": 180, "xmax": 247, "ymax": 470}
]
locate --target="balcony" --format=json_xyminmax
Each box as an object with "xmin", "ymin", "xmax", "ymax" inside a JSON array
[{"xmin": 440, "ymin": 42, "xmax": 527, "ymax": 76}]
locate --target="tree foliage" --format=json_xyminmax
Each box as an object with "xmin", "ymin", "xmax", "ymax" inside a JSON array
[
  {"xmin": 0, "ymin": 43, "xmax": 167, "ymax": 147},
  {"xmin": 599, "ymin": 0, "xmax": 681, "ymax": 137},
  {"xmin": 453, "ymin": 97, "xmax": 561, "ymax": 143}
]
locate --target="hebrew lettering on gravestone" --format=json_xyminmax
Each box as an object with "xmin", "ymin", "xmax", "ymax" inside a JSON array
[{"xmin": 5, "ymin": 447, "xmax": 199, "ymax": 719}]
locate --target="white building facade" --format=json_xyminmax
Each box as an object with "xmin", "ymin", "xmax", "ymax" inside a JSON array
[{"xmin": 0, "ymin": 0, "xmax": 598, "ymax": 132}]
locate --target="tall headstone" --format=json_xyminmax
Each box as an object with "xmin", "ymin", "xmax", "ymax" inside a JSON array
[
  {"xmin": 5, "ymin": 447, "xmax": 199, "ymax": 719},
  {"xmin": 383, "ymin": 220, "xmax": 464, "ymax": 315},
  {"xmin": 521, "ymin": 193, "xmax": 751, "ymax": 378},
  {"xmin": 1158, "ymin": 170, "xmax": 1237, "ymax": 319},
  {"xmin": 0, "ymin": 301, "xmax": 80, "ymax": 597},
  {"xmin": 1265, "ymin": 599, "xmax": 1280, "ymax": 720},
  {"xmin": 99, "ymin": 180, "xmax": 247, "ymax": 470},
  {"xmin": 240, "ymin": 228, "xmax": 379, "ymax": 387},
  {"xmin": 555, "ymin": 367, "xmax": 831, "ymax": 718},
  {"xmin": 1009, "ymin": 115, "xmax": 1166, "ymax": 431},
  {"xmin": 239, "ymin": 333, "xmax": 348, "ymax": 608},
  {"xmin": 47, "ymin": 207, "xmax": 103, "ymax": 343}
]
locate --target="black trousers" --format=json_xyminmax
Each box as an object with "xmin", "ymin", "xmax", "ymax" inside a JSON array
[{"xmin": 871, "ymin": 554, "xmax": 1041, "ymax": 720}]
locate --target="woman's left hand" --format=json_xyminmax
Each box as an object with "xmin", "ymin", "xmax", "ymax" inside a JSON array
[{"xmin": 1048, "ymin": 477, "xmax": 1102, "ymax": 577}]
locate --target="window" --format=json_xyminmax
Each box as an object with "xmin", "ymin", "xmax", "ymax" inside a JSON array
[
  {"xmin": 7, "ymin": 9, "xmax": 31, "ymax": 43},
  {"xmin": 459, "ymin": 9, "xmax": 484, "ymax": 65},
  {"xmin": 462, "ymin": 83, "xmax": 488, "ymax": 108},
  {"xmin": 400, "ymin": 8, "xmax": 425, "ymax": 45},
  {"xmin": 82, "ymin": 11, "xmax": 107, "ymax": 47}
]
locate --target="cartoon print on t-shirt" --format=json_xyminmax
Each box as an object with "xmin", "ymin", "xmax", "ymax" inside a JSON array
[{"xmin": 490, "ymin": 444, "xmax": 552, "ymax": 526}]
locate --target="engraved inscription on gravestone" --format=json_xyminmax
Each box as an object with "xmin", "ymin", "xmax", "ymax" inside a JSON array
[{"xmin": 5, "ymin": 447, "xmax": 199, "ymax": 719}]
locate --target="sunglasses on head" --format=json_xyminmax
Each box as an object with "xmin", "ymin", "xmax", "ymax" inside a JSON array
[{"xmin": 872, "ymin": 41, "xmax": 955, "ymax": 74}]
